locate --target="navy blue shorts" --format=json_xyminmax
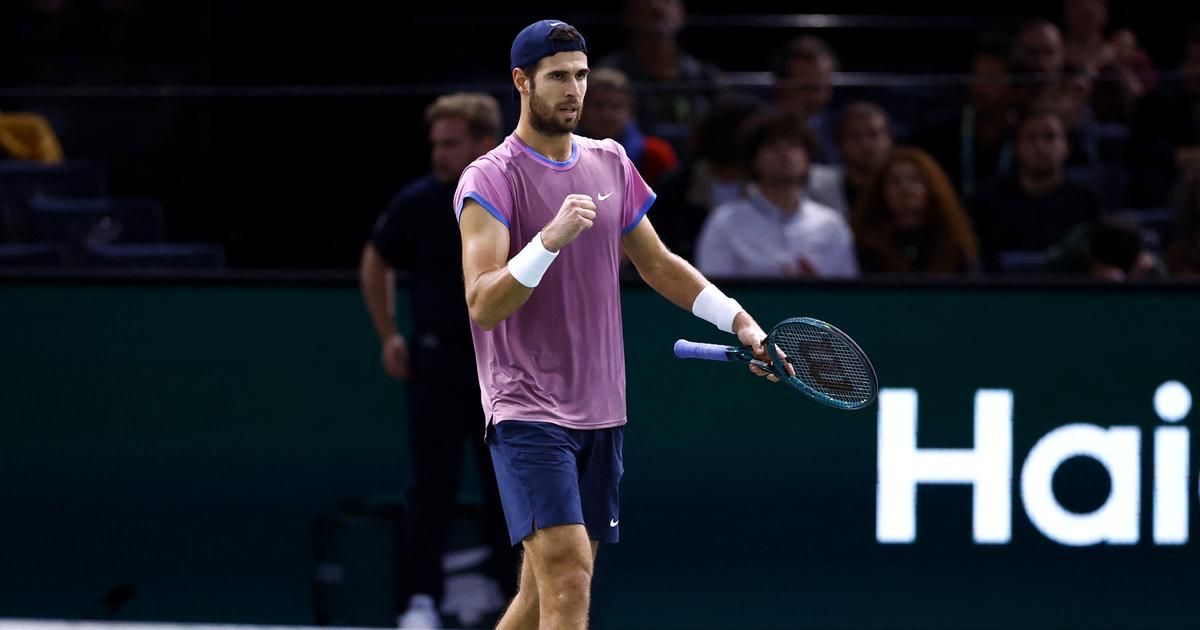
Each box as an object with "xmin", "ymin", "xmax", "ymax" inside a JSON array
[{"xmin": 487, "ymin": 420, "xmax": 624, "ymax": 547}]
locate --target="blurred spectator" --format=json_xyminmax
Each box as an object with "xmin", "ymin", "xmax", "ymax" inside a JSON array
[
  {"xmin": 1011, "ymin": 20, "xmax": 1104, "ymax": 174},
  {"xmin": 1063, "ymin": 0, "xmax": 1109, "ymax": 72},
  {"xmin": 1165, "ymin": 167, "xmax": 1200, "ymax": 278},
  {"xmin": 359, "ymin": 93, "xmax": 517, "ymax": 629},
  {"xmin": 578, "ymin": 67, "xmax": 679, "ymax": 187},
  {"xmin": 1061, "ymin": 0, "xmax": 1156, "ymax": 122},
  {"xmin": 809, "ymin": 101, "xmax": 894, "ymax": 218},
  {"xmin": 772, "ymin": 36, "xmax": 840, "ymax": 164},
  {"xmin": 852, "ymin": 147, "xmax": 980, "ymax": 274},
  {"xmin": 1014, "ymin": 19, "xmax": 1066, "ymax": 84},
  {"xmin": 1128, "ymin": 27, "xmax": 1200, "ymax": 207},
  {"xmin": 0, "ymin": 111, "xmax": 64, "ymax": 162},
  {"xmin": 696, "ymin": 111, "xmax": 856, "ymax": 278},
  {"xmin": 1044, "ymin": 218, "xmax": 1163, "ymax": 280},
  {"xmin": 914, "ymin": 33, "xmax": 1015, "ymax": 200},
  {"xmin": 1085, "ymin": 219, "xmax": 1160, "ymax": 279},
  {"xmin": 600, "ymin": 0, "xmax": 723, "ymax": 148},
  {"xmin": 973, "ymin": 106, "xmax": 1102, "ymax": 271},
  {"xmin": 651, "ymin": 94, "xmax": 764, "ymax": 263}
]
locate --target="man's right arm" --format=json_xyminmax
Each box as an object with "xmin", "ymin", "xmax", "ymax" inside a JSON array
[
  {"xmin": 359, "ymin": 242, "xmax": 409, "ymax": 380},
  {"xmin": 359, "ymin": 243, "xmax": 398, "ymax": 341},
  {"xmin": 460, "ymin": 194, "xmax": 597, "ymax": 330},
  {"xmin": 459, "ymin": 199, "xmax": 534, "ymax": 331}
]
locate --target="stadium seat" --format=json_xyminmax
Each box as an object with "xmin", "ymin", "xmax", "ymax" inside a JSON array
[
  {"xmin": 996, "ymin": 250, "xmax": 1048, "ymax": 273},
  {"xmin": 30, "ymin": 197, "xmax": 166, "ymax": 260},
  {"xmin": 81, "ymin": 242, "xmax": 226, "ymax": 269},
  {"xmin": 0, "ymin": 162, "xmax": 107, "ymax": 240},
  {"xmin": 1096, "ymin": 122, "xmax": 1129, "ymax": 166},
  {"xmin": 1066, "ymin": 164, "xmax": 1128, "ymax": 211},
  {"xmin": 0, "ymin": 242, "xmax": 64, "ymax": 267}
]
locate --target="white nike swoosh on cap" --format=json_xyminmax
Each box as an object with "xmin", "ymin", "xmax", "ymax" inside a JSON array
[{"xmin": 609, "ymin": 518, "xmax": 619, "ymax": 527}]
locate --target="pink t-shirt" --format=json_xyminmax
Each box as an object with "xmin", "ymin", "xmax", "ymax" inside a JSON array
[{"xmin": 453, "ymin": 133, "xmax": 656, "ymax": 430}]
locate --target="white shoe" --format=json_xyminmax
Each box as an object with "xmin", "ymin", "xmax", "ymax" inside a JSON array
[
  {"xmin": 442, "ymin": 572, "xmax": 505, "ymax": 627},
  {"xmin": 397, "ymin": 593, "xmax": 441, "ymax": 629}
]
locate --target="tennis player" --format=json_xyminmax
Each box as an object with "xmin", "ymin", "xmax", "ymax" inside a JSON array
[{"xmin": 454, "ymin": 19, "xmax": 781, "ymax": 630}]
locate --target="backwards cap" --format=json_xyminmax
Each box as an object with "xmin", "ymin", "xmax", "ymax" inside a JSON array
[{"xmin": 510, "ymin": 19, "xmax": 588, "ymax": 72}]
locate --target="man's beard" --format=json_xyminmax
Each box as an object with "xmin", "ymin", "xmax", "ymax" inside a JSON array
[{"xmin": 529, "ymin": 89, "xmax": 580, "ymax": 136}]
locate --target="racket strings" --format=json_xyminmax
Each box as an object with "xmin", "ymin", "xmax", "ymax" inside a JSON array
[{"xmin": 772, "ymin": 324, "xmax": 874, "ymax": 405}]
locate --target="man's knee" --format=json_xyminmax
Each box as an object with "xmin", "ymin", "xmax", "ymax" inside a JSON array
[
  {"xmin": 526, "ymin": 526, "xmax": 593, "ymax": 599},
  {"xmin": 538, "ymin": 548, "xmax": 592, "ymax": 601},
  {"xmin": 544, "ymin": 566, "xmax": 591, "ymax": 601},
  {"xmin": 538, "ymin": 538, "xmax": 593, "ymax": 576}
]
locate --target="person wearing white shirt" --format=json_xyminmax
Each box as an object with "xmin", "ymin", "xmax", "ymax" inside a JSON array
[{"xmin": 696, "ymin": 111, "xmax": 858, "ymax": 278}]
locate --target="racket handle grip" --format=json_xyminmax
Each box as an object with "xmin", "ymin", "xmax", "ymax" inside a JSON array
[{"xmin": 673, "ymin": 339, "xmax": 736, "ymax": 362}]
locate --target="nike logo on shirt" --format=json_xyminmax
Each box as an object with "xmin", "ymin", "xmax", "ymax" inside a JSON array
[{"xmin": 598, "ymin": 192, "xmax": 614, "ymax": 201}]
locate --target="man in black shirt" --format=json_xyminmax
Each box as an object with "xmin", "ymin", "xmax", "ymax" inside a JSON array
[
  {"xmin": 359, "ymin": 93, "xmax": 516, "ymax": 628},
  {"xmin": 973, "ymin": 104, "xmax": 1101, "ymax": 272},
  {"xmin": 913, "ymin": 33, "xmax": 1014, "ymax": 201},
  {"xmin": 1128, "ymin": 27, "xmax": 1200, "ymax": 207}
]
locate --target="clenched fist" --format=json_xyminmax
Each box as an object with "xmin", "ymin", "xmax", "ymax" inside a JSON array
[{"xmin": 540, "ymin": 194, "xmax": 597, "ymax": 252}]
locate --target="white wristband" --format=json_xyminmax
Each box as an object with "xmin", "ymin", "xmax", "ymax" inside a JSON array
[
  {"xmin": 692, "ymin": 284, "xmax": 743, "ymax": 334},
  {"xmin": 507, "ymin": 231, "xmax": 560, "ymax": 288}
]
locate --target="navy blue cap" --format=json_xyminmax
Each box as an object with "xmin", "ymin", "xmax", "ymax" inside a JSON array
[{"xmin": 510, "ymin": 19, "xmax": 588, "ymax": 72}]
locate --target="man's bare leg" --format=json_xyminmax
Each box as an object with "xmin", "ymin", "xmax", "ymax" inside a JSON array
[
  {"xmin": 496, "ymin": 527, "xmax": 600, "ymax": 630},
  {"xmin": 496, "ymin": 549, "xmax": 539, "ymax": 630},
  {"xmin": 509, "ymin": 524, "xmax": 593, "ymax": 630}
]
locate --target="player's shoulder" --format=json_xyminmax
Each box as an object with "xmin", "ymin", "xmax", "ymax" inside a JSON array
[{"xmin": 575, "ymin": 135, "xmax": 626, "ymax": 161}]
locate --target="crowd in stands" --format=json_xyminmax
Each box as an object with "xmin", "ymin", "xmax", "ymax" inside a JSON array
[
  {"xmin": 571, "ymin": 0, "xmax": 1200, "ymax": 280},
  {"xmin": 1, "ymin": 0, "xmax": 1198, "ymax": 279}
]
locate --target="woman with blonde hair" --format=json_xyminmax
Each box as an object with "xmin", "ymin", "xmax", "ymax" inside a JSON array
[{"xmin": 852, "ymin": 147, "xmax": 980, "ymax": 274}]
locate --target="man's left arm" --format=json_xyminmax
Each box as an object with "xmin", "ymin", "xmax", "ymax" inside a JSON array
[{"xmin": 621, "ymin": 217, "xmax": 786, "ymax": 381}]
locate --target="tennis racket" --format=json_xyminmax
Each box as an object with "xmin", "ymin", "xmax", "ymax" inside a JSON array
[{"xmin": 673, "ymin": 317, "xmax": 878, "ymax": 410}]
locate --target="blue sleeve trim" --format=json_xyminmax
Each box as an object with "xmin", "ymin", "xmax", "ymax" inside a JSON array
[
  {"xmin": 460, "ymin": 192, "xmax": 510, "ymax": 228},
  {"xmin": 621, "ymin": 192, "xmax": 657, "ymax": 234}
]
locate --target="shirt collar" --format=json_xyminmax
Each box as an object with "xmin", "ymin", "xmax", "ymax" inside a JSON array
[{"xmin": 747, "ymin": 183, "xmax": 805, "ymax": 221}]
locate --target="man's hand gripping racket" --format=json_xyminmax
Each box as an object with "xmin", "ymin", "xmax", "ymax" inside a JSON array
[{"xmin": 675, "ymin": 317, "xmax": 878, "ymax": 410}]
